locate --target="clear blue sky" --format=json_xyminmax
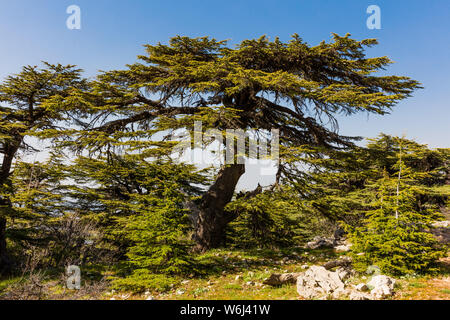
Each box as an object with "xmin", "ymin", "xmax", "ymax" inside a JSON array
[{"xmin": 0, "ymin": 0, "xmax": 449, "ymax": 148}]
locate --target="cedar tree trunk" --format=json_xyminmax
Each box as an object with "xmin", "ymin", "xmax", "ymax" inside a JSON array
[{"xmin": 193, "ymin": 164, "xmax": 245, "ymax": 252}]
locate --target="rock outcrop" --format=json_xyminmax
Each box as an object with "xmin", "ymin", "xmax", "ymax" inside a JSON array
[
  {"xmin": 305, "ymin": 236, "xmax": 336, "ymax": 250},
  {"xmin": 296, "ymin": 266, "xmax": 346, "ymax": 299},
  {"xmin": 367, "ymin": 275, "xmax": 396, "ymax": 299},
  {"xmin": 322, "ymin": 257, "xmax": 352, "ymax": 270},
  {"xmin": 349, "ymin": 291, "xmax": 372, "ymax": 300},
  {"xmin": 334, "ymin": 244, "xmax": 352, "ymax": 252},
  {"xmin": 263, "ymin": 272, "xmax": 302, "ymax": 286},
  {"xmin": 305, "ymin": 230, "xmax": 352, "ymax": 251},
  {"xmin": 264, "ymin": 259, "xmax": 396, "ymax": 300}
]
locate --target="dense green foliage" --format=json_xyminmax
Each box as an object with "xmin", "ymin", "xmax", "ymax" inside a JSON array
[
  {"xmin": 0, "ymin": 63, "xmax": 87, "ymax": 273},
  {"xmin": 226, "ymin": 187, "xmax": 329, "ymax": 248},
  {"xmin": 1, "ymin": 35, "xmax": 447, "ymax": 294},
  {"xmin": 349, "ymin": 179, "xmax": 446, "ymax": 275},
  {"xmin": 304, "ymin": 135, "xmax": 449, "ymax": 275},
  {"xmin": 56, "ymin": 33, "xmax": 420, "ymax": 252},
  {"xmin": 67, "ymin": 155, "xmax": 209, "ymax": 289},
  {"xmin": 347, "ymin": 137, "xmax": 448, "ymax": 275}
]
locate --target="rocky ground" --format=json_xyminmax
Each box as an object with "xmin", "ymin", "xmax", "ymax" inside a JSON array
[
  {"xmin": 107, "ymin": 248, "xmax": 450, "ymax": 301},
  {"xmin": 1, "ymin": 224, "xmax": 449, "ymax": 300},
  {"xmin": 1, "ymin": 244, "xmax": 448, "ymax": 300}
]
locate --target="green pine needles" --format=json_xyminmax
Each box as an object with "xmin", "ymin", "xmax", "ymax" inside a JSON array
[
  {"xmin": 0, "ymin": 35, "xmax": 447, "ymax": 290},
  {"xmin": 348, "ymin": 137, "xmax": 448, "ymax": 275}
]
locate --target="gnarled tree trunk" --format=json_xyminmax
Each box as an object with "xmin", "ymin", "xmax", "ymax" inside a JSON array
[
  {"xmin": 0, "ymin": 140, "xmax": 21, "ymax": 275},
  {"xmin": 0, "ymin": 216, "xmax": 11, "ymax": 275},
  {"xmin": 193, "ymin": 164, "xmax": 245, "ymax": 252}
]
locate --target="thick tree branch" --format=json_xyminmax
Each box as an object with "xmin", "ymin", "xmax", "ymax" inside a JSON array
[{"xmin": 92, "ymin": 106, "xmax": 200, "ymax": 133}]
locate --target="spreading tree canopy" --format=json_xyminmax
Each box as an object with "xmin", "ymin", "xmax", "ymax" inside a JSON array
[
  {"xmin": 344, "ymin": 136, "xmax": 449, "ymax": 274},
  {"xmin": 0, "ymin": 63, "xmax": 87, "ymax": 273},
  {"xmin": 59, "ymin": 34, "xmax": 419, "ymax": 250},
  {"xmin": 52, "ymin": 34, "xmax": 422, "ymax": 251}
]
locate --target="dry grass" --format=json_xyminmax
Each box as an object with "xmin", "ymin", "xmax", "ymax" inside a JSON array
[
  {"xmin": 396, "ymin": 277, "xmax": 450, "ymax": 300},
  {"xmin": 1, "ymin": 250, "xmax": 449, "ymax": 300},
  {"xmin": 395, "ymin": 257, "xmax": 450, "ymax": 300}
]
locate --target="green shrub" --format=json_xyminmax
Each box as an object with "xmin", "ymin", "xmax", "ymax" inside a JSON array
[
  {"xmin": 120, "ymin": 200, "xmax": 195, "ymax": 275},
  {"xmin": 349, "ymin": 173, "xmax": 447, "ymax": 275},
  {"xmin": 226, "ymin": 188, "xmax": 320, "ymax": 248},
  {"xmin": 111, "ymin": 269, "xmax": 176, "ymax": 292}
]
